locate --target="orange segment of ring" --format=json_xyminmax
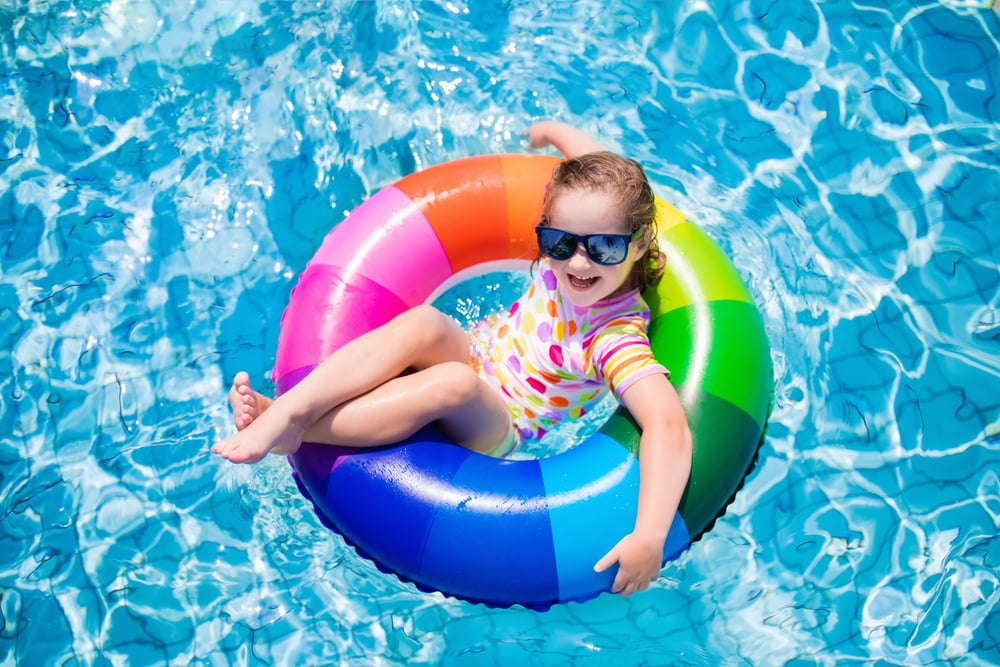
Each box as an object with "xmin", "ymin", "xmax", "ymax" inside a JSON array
[
  {"xmin": 394, "ymin": 155, "xmax": 511, "ymax": 272},
  {"xmin": 500, "ymin": 154, "xmax": 561, "ymax": 261}
]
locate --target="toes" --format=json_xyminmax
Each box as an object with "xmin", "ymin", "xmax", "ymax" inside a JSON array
[{"xmin": 213, "ymin": 438, "xmax": 249, "ymax": 462}]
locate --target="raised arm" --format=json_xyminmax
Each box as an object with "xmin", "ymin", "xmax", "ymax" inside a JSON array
[{"xmin": 526, "ymin": 121, "xmax": 606, "ymax": 158}]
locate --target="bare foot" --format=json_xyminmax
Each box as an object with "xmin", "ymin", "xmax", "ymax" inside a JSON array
[
  {"xmin": 228, "ymin": 371, "xmax": 273, "ymax": 431},
  {"xmin": 214, "ymin": 373, "xmax": 301, "ymax": 464},
  {"xmin": 212, "ymin": 407, "xmax": 305, "ymax": 463}
]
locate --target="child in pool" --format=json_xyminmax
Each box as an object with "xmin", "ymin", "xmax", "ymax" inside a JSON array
[{"xmin": 213, "ymin": 121, "xmax": 693, "ymax": 596}]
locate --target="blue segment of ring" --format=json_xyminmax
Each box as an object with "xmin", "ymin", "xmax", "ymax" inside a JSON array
[
  {"xmin": 418, "ymin": 445, "xmax": 559, "ymax": 606},
  {"xmin": 290, "ymin": 424, "xmax": 690, "ymax": 608}
]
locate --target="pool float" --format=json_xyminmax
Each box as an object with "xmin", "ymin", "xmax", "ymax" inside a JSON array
[{"xmin": 273, "ymin": 154, "xmax": 772, "ymax": 610}]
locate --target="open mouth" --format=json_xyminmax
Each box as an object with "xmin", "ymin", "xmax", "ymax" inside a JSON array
[{"xmin": 568, "ymin": 274, "xmax": 599, "ymax": 290}]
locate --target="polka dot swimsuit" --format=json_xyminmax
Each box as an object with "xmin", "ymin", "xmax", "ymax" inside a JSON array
[{"xmin": 468, "ymin": 260, "xmax": 668, "ymax": 442}]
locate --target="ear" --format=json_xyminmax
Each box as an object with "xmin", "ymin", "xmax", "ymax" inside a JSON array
[{"xmin": 634, "ymin": 227, "xmax": 652, "ymax": 256}]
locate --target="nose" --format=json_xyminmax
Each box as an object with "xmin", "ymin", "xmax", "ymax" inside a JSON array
[{"xmin": 566, "ymin": 242, "xmax": 593, "ymax": 269}]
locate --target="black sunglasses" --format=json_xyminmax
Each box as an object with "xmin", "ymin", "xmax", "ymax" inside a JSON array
[{"xmin": 535, "ymin": 225, "xmax": 642, "ymax": 266}]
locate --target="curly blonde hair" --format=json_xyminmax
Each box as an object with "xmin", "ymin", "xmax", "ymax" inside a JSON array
[{"xmin": 537, "ymin": 151, "xmax": 664, "ymax": 293}]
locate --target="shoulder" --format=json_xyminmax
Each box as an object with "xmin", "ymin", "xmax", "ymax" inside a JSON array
[
  {"xmin": 598, "ymin": 289, "xmax": 651, "ymax": 321},
  {"xmin": 585, "ymin": 291, "xmax": 651, "ymax": 343}
]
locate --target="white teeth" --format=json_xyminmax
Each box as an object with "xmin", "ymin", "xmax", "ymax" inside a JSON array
[{"xmin": 569, "ymin": 275, "xmax": 598, "ymax": 288}]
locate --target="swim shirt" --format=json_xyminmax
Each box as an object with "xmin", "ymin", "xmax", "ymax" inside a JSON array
[{"xmin": 468, "ymin": 260, "xmax": 668, "ymax": 441}]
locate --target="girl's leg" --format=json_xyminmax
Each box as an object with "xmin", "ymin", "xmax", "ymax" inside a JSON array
[
  {"xmin": 217, "ymin": 362, "xmax": 511, "ymax": 462},
  {"xmin": 213, "ymin": 305, "xmax": 476, "ymax": 462},
  {"xmin": 296, "ymin": 362, "xmax": 510, "ymax": 452}
]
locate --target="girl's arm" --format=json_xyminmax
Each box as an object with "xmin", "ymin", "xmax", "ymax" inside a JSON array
[
  {"xmin": 593, "ymin": 373, "xmax": 693, "ymax": 596},
  {"xmin": 527, "ymin": 121, "xmax": 606, "ymax": 158}
]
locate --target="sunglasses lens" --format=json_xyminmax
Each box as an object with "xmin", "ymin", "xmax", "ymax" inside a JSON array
[
  {"xmin": 585, "ymin": 235, "xmax": 629, "ymax": 265},
  {"xmin": 537, "ymin": 226, "xmax": 635, "ymax": 265},
  {"xmin": 537, "ymin": 228, "xmax": 577, "ymax": 260}
]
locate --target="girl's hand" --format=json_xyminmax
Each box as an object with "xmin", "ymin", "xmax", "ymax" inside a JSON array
[
  {"xmin": 593, "ymin": 531, "xmax": 664, "ymax": 596},
  {"xmin": 525, "ymin": 121, "xmax": 605, "ymax": 158},
  {"xmin": 525, "ymin": 122, "xmax": 555, "ymax": 149}
]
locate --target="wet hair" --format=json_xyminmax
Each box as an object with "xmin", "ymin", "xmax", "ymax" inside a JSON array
[{"xmin": 537, "ymin": 151, "xmax": 665, "ymax": 292}]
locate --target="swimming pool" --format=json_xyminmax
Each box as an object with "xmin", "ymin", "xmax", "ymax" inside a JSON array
[{"xmin": 1, "ymin": 0, "xmax": 998, "ymax": 664}]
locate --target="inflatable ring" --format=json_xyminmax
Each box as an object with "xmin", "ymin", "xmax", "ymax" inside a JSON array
[{"xmin": 274, "ymin": 154, "xmax": 772, "ymax": 610}]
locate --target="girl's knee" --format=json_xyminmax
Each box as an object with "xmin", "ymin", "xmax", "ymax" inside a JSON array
[
  {"xmin": 428, "ymin": 363, "xmax": 509, "ymax": 451},
  {"xmin": 430, "ymin": 362, "xmax": 483, "ymax": 409},
  {"xmin": 399, "ymin": 305, "xmax": 465, "ymax": 354}
]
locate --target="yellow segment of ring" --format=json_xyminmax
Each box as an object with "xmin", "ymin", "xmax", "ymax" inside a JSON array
[{"xmin": 646, "ymin": 197, "xmax": 755, "ymax": 316}]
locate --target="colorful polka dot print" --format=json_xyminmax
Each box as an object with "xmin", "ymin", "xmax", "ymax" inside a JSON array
[{"xmin": 467, "ymin": 260, "xmax": 668, "ymax": 441}]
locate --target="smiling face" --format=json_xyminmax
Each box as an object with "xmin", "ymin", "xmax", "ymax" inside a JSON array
[{"xmin": 543, "ymin": 187, "xmax": 648, "ymax": 308}]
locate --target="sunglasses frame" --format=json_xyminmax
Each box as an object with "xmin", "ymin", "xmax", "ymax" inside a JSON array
[{"xmin": 534, "ymin": 224, "xmax": 643, "ymax": 266}]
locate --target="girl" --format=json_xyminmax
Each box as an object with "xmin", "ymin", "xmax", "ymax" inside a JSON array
[{"xmin": 213, "ymin": 122, "xmax": 693, "ymax": 596}]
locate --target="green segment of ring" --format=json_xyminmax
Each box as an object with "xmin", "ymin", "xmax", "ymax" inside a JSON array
[
  {"xmin": 676, "ymin": 392, "xmax": 764, "ymax": 535},
  {"xmin": 645, "ymin": 221, "xmax": 755, "ymax": 313},
  {"xmin": 650, "ymin": 301, "xmax": 772, "ymax": 423}
]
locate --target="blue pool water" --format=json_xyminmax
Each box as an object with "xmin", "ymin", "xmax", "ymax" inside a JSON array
[{"xmin": 2, "ymin": 0, "xmax": 999, "ymax": 664}]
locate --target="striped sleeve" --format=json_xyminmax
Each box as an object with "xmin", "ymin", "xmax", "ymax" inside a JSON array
[{"xmin": 590, "ymin": 318, "xmax": 669, "ymax": 400}]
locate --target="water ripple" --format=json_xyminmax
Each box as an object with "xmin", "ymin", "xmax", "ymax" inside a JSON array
[{"xmin": 1, "ymin": 0, "xmax": 999, "ymax": 665}]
